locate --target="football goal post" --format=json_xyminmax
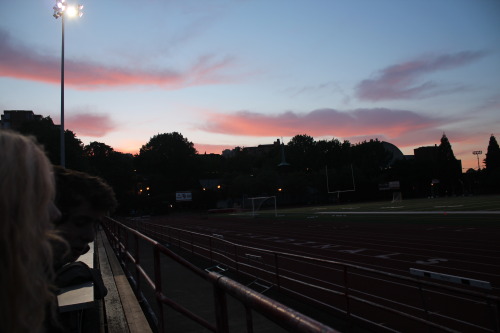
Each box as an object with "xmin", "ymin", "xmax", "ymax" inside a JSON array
[
  {"xmin": 325, "ymin": 164, "xmax": 356, "ymax": 198},
  {"xmin": 248, "ymin": 196, "xmax": 277, "ymax": 217}
]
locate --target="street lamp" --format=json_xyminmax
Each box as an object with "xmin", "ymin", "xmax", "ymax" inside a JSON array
[
  {"xmin": 53, "ymin": 0, "xmax": 83, "ymax": 167},
  {"xmin": 472, "ymin": 151, "xmax": 482, "ymax": 170}
]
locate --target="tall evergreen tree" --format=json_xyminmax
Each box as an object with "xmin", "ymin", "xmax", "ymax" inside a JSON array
[
  {"xmin": 438, "ymin": 134, "xmax": 457, "ymax": 161},
  {"xmin": 437, "ymin": 134, "xmax": 461, "ymax": 195},
  {"xmin": 484, "ymin": 135, "xmax": 500, "ymax": 171}
]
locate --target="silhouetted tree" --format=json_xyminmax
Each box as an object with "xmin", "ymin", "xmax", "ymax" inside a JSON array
[
  {"xmin": 135, "ymin": 133, "xmax": 198, "ymax": 210},
  {"xmin": 196, "ymin": 153, "xmax": 226, "ymax": 179},
  {"xmin": 485, "ymin": 135, "xmax": 500, "ymax": 171},
  {"xmin": 351, "ymin": 139, "xmax": 390, "ymax": 200},
  {"xmin": 287, "ymin": 134, "xmax": 316, "ymax": 171},
  {"xmin": 84, "ymin": 142, "xmax": 136, "ymax": 213},
  {"xmin": 18, "ymin": 116, "xmax": 87, "ymax": 170},
  {"xmin": 18, "ymin": 116, "xmax": 59, "ymax": 161},
  {"xmin": 437, "ymin": 134, "xmax": 462, "ymax": 195},
  {"xmin": 483, "ymin": 134, "xmax": 500, "ymax": 193},
  {"xmin": 317, "ymin": 138, "xmax": 351, "ymax": 169},
  {"xmin": 85, "ymin": 141, "xmax": 115, "ymax": 159}
]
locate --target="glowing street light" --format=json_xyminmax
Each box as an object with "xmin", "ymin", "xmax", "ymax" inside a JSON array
[{"xmin": 52, "ymin": 0, "xmax": 83, "ymax": 167}]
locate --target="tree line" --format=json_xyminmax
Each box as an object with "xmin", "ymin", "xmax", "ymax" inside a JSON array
[{"xmin": 13, "ymin": 116, "xmax": 500, "ymax": 214}]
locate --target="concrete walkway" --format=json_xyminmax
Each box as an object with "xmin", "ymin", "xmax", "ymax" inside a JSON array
[{"xmin": 95, "ymin": 229, "xmax": 153, "ymax": 333}]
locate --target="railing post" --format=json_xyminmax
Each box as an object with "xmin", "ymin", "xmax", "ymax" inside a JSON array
[
  {"xmin": 154, "ymin": 245, "xmax": 165, "ymax": 332},
  {"xmin": 121, "ymin": 224, "xmax": 128, "ymax": 262},
  {"xmin": 234, "ymin": 245, "xmax": 239, "ymax": 273},
  {"xmin": 135, "ymin": 233, "xmax": 141, "ymax": 295},
  {"xmin": 487, "ymin": 298, "xmax": 500, "ymax": 333},
  {"xmin": 274, "ymin": 253, "xmax": 281, "ymax": 290},
  {"xmin": 213, "ymin": 284, "xmax": 229, "ymax": 333},
  {"xmin": 209, "ymin": 237, "xmax": 213, "ymax": 263},
  {"xmin": 417, "ymin": 281, "xmax": 431, "ymax": 331},
  {"xmin": 111, "ymin": 221, "xmax": 116, "ymax": 248},
  {"xmin": 344, "ymin": 265, "xmax": 351, "ymax": 323},
  {"xmin": 245, "ymin": 305, "xmax": 254, "ymax": 333},
  {"xmin": 191, "ymin": 232, "xmax": 194, "ymax": 254},
  {"xmin": 113, "ymin": 223, "xmax": 117, "ymax": 249}
]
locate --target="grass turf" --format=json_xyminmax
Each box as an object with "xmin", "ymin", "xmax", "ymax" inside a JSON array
[{"xmin": 225, "ymin": 195, "xmax": 500, "ymax": 226}]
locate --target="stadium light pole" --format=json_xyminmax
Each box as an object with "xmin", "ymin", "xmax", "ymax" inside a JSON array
[
  {"xmin": 472, "ymin": 151, "xmax": 482, "ymax": 170},
  {"xmin": 53, "ymin": 0, "xmax": 83, "ymax": 167}
]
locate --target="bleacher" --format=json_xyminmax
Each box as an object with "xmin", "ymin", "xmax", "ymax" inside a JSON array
[{"xmin": 56, "ymin": 229, "xmax": 152, "ymax": 333}]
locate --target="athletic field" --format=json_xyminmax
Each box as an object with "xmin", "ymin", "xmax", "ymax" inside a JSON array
[{"xmin": 258, "ymin": 194, "xmax": 500, "ymax": 214}]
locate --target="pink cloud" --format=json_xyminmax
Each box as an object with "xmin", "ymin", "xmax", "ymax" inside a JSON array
[
  {"xmin": 200, "ymin": 108, "xmax": 448, "ymax": 139},
  {"xmin": 66, "ymin": 113, "xmax": 116, "ymax": 137},
  {"xmin": 356, "ymin": 51, "xmax": 486, "ymax": 101},
  {"xmin": 0, "ymin": 29, "xmax": 236, "ymax": 90}
]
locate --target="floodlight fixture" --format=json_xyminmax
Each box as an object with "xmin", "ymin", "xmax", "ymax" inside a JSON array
[
  {"xmin": 66, "ymin": 4, "xmax": 84, "ymax": 17},
  {"xmin": 53, "ymin": 0, "xmax": 83, "ymax": 19},
  {"xmin": 472, "ymin": 150, "xmax": 482, "ymax": 170},
  {"xmin": 53, "ymin": 0, "xmax": 66, "ymax": 18}
]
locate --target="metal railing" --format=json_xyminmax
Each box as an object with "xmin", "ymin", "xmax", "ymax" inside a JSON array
[
  {"xmin": 126, "ymin": 219, "xmax": 500, "ymax": 333},
  {"xmin": 101, "ymin": 217, "xmax": 339, "ymax": 333}
]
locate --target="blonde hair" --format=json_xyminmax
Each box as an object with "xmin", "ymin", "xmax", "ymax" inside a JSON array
[{"xmin": 0, "ymin": 131, "xmax": 58, "ymax": 333}]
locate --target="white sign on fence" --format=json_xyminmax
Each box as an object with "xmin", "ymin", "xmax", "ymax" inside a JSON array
[{"xmin": 176, "ymin": 191, "xmax": 192, "ymax": 202}]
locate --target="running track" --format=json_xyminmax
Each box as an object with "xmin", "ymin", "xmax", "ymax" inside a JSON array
[
  {"xmin": 123, "ymin": 211, "xmax": 500, "ymax": 332},
  {"xmin": 143, "ymin": 212, "xmax": 500, "ymax": 295}
]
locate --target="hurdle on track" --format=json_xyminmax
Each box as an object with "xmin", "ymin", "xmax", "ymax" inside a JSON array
[{"xmin": 410, "ymin": 268, "xmax": 492, "ymax": 290}]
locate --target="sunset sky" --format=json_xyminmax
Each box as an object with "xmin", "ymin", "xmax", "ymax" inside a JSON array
[{"xmin": 1, "ymin": 0, "xmax": 499, "ymax": 170}]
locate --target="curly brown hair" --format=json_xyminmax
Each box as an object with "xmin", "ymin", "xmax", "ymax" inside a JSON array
[{"xmin": 53, "ymin": 166, "xmax": 117, "ymax": 225}]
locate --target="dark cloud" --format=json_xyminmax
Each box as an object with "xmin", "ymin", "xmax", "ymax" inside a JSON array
[{"xmin": 355, "ymin": 51, "xmax": 487, "ymax": 101}]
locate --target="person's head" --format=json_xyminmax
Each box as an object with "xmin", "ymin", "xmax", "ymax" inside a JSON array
[
  {"xmin": 53, "ymin": 166, "xmax": 117, "ymax": 267},
  {"xmin": 0, "ymin": 130, "xmax": 59, "ymax": 333}
]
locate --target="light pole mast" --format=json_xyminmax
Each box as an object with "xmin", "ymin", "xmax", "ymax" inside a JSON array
[
  {"xmin": 60, "ymin": 13, "xmax": 65, "ymax": 167},
  {"xmin": 53, "ymin": 0, "xmax": 83, "ymax": 168},
  {"xmin": 472, "ymin": 151, "xmax": 482, "ymax": 170}
]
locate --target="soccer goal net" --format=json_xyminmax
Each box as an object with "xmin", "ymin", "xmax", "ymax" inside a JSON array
[
  {"xmin": 392, "ymin": 191, "xmax": 402, "ymax": 203},
  {"xmin": 248, "ymin": 196, "xmax": 277, "ymax": 217}
]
